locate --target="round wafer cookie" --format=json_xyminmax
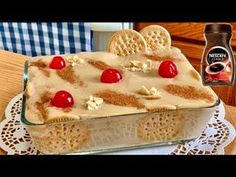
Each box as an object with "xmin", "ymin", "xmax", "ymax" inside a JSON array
[
  {"xmin": 29, "ymin": 122, "xmax": 89, "ymax": 154},
  {"xmin": 139, "ymin": 25, "xmax": 171, "ymax": 51},
  {"xmin": 107, "ymin": 29, "xmax": 147, "ymax": 56},
  {"xmin": 46, "ymin": 116, "xmax": 79, "ymax": 124},
  {"xmin": 137, "ymin": 112, "xmax": 184, "ymax": 141}
]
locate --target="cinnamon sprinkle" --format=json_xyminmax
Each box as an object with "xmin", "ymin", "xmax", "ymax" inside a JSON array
[
  {"xmin": 95, "ymin": 89, "xmax": 145, "ymax": 109},
  {"xmin": 56, "ymin": 66, "xmax": 84, "ymax": 86},
  {"xmin": 36, "ymin": 102, "xmax": 48, "ymax": 121},
  {"xmin": 40, "ymin": 91, "xmax": 53, "ymax": 103},
  {"xmin": 29, "ymin": 59, "xmax": 50, "ymax": 77},
  {"xmin": 35, "ymin": 91, "xmax": 53, "ymax": 120},
  {"xmin": 29, "ymin": 59, "xmax": 47, "ymax": 68},
  {"xmin": 88, "ymin": 59, "xmax": 111, "ymax": 70},
  {"xmin": 38, "ymin": 67, "xmax": 50, "ymax": 77},
  {"xmin": 165, "ymin": 84, "xmax": 215, "ymax": 103},
  {"xmin": 35, "ymin": 91, "xmax": 74, "ymax": 121}
]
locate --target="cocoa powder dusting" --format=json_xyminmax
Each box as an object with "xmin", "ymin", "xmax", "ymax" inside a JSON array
[
  {"xmin": 88, "ymin": 60, "xmax": 111, "ymax": 70},
  {"xmin": 95, "ymin": 89, "xmax": 145, "ymax": 109},
  {"xmin": 165, "ymin": 84, "xmax": 215, "ymax": 103}
]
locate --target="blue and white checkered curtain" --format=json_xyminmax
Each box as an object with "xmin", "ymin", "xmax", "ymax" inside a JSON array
[{"xmin": 0, "ymin": 22, "xmax": 92, "ymax": 56}]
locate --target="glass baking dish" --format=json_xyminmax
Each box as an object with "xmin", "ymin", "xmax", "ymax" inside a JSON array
[{"xmin": 21, "ymin": 60, "xmax": 220, "ymax": 154}]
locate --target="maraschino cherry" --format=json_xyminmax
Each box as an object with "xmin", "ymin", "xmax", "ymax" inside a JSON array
[
  {"xmin": 158, "ymin": 60, "xmax": 178, "ymax": 78},
  {"xmin": 51, "ymin": 90, "xmax": 74, "ymax": 108},
  {"xmin": 49, "ymin": 56, "xmax": 66, "ymax": 69},
  {"xmin": 100, "ymin": 68, "xmax": 122, "ymax": 83}
]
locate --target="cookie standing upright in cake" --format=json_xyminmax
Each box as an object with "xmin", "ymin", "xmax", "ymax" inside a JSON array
[{"xmin": 201, "ymin": 23, "xmax": 235, "ymax": 86}]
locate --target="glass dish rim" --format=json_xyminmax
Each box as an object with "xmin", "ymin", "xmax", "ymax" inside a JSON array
[{"xmin": 56, "ymin": 138, "xmax": 195, "ymax": 155}]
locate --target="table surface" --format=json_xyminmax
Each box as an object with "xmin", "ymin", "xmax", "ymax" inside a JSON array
[{"xmin": 0, "ymin": 49, "xmax": 235, "ymax": 155}]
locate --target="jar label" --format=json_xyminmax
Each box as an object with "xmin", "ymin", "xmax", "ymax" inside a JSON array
[
  {"xmin": 202, "ymin": 46, "xmax": 233, "ymax": 85},
  {"xmin": 207, "ymin": 46, "xmax": 229, "ymax": 64}
]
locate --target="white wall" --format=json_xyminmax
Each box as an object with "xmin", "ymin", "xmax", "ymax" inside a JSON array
[{"xmin": 91, "ymin": 23, "xmax": 133, "ymax": 51}]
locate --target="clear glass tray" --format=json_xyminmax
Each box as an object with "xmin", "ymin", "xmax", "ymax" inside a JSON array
[{"xmin": 21, "ymin": 60, "xmax": 220, "ymax": 154}]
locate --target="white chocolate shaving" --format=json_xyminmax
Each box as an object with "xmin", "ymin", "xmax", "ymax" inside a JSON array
[
  {"xmin": 66, "ymin": 54, "xmax": 85, "ymax": 66},
  {"xmin": 126, "ymin": 60, "xmax": 154, "ymax": 73},
  {"xmin": 137, "ymin": 86, "xmax": 161, "ymax": 99},
  {"xmin": 86, "ymin": 95, "xmax": 103, "ymax": 110}
]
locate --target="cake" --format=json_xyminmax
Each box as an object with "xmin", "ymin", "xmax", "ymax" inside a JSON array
[
  {"xmin": 22, "ymin": 26, "xmax": 219, "ymax": 154},
  {"xmin": 25, "ymin": 47, "xmax": 217, "ymax": 124}
]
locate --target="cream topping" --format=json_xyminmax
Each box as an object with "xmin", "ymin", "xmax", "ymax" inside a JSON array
[{"xmin": 25, "ymin": 47, "xmax": 218, "ymax": 124}]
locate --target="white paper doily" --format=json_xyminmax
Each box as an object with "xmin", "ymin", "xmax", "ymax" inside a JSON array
[{"xmin": 0, "ymin": 93, "xmax": 235, "ymax": 155}]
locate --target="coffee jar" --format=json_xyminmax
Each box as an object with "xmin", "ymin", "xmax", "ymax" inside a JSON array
[{"xmin": 201, "ymin": 23, "xmax": 235, "ymax": 86}]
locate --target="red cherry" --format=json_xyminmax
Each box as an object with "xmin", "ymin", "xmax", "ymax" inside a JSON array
[
  {"xmin": 49, "ymin": 56, "xmax": 66, "ymax": 69},
  {"xmin": 51, "ymin": 90, "xmax": 74, "ymax": 108},
  {"xmin": 158, "ymin": 60, "xmax": 178, "ymax": 78},
  {"xmin": 100, "ymin": 68, "xmax": 122, "ymax": 83}
]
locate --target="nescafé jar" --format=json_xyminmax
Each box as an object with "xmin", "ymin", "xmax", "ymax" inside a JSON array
[{"xmin": 202, "ymin": 23, "xmax": 235, "ymax": 86}]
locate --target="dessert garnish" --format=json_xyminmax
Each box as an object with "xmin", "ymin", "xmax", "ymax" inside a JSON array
[
  {"xmin": 95, "ymin": 89, "xmax": 145, "ymax": 109},
  {"xmin": 100, "ymin": 68, "xmax": 122, "ymax": 83},
  {"xmin": 86, "ymin": 95, "xmax": 103, "ymax": 110},
  {"xmin": 125, "ymin": 59, "xmax": 153, "ymax": 73},
  {"xmin": 88, "ymin": 60, "xmax": 111, "ymax": 70},
  {"xmin": 158, "ymin": 60, "xmax": 178, "ymax": 78},
  {"xmin": 137, "ymin": 86, "xmax": 161, "ymax": 99},
  {"xmin": 51, "ymin": 90, "xmax": 74, "ymax": 108},
  {"xmin": 165, "ymin": 84, "xmax": 215, "ymax": 102},
  {"xmin": 66, "ymin": 55, "xmax": 85, "ymax": 67},
  {"xmin": 49, "ymin": 56, "xmax": 66, "ymax": 69}
]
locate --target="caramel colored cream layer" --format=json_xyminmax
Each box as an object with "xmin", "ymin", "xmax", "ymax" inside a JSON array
[{"xmin": 25, "ymin": 47, "xmax": 218, "ymax": 124}]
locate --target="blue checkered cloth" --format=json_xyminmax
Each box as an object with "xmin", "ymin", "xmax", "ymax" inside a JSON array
[{"xmin": 0, "ymin": 22, "xmax": 92, "ymax": 56}]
